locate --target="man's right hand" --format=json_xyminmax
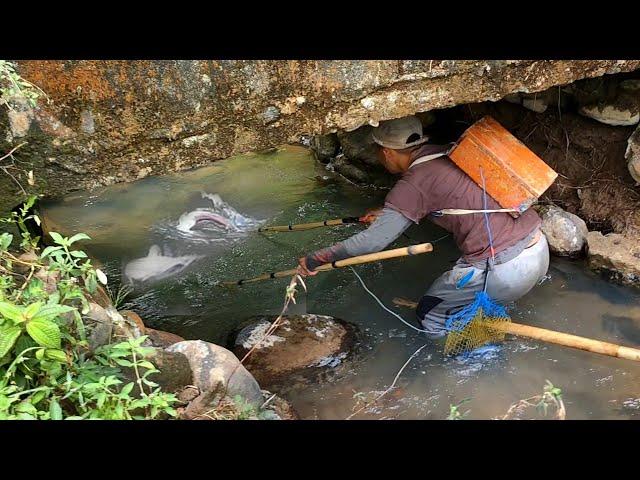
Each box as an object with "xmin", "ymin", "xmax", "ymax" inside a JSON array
[{"xmin": 359, "ymin": 207, "xmax": 383, "ymax": 224}]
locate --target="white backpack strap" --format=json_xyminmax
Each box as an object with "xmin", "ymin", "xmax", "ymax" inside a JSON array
[
  {"xmin": 409, "ymin": 143, "xmax": 457, "ymax": 169},
  {"xmin": 432, "ymin": 208, "xmax": 520, "ymax": 217},
  {"xmin": 409, "ymin": 152, "xmax": 446, "ymax": 169}
]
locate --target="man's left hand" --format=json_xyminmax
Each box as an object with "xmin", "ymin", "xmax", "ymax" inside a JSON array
[{"xmin": 297, "ymin": 256, "xmax": 318, "ymax": 277}]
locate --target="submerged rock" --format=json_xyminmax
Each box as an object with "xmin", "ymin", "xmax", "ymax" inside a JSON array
[
  {"xmin": 230, "ymin": 314, "xmax": 355, "ymax": 388},
  {"xmin": 337, "ymin": 125, "xmax": 379, "ymax": 167},
  {"xmin": 331, "ymin": 154, "xmax": 370, "ymax": 184},
  {"xmin": 310, "ymin": 133, "xmax": 340, "ymax": 163},
  {"xmin": 625, "ymin": 125, "xmax": 640, "ymax": 185},
  {"xmin": 538, "ymin": 205, "xmax": 588, "ymax": 257},
  {"xmin": 167, "ymin": 340, "xmax": 264, "ymax": 408},
  {"xmin": 586, "ymin": 231, "xmax": 640, "ymax": 286}
]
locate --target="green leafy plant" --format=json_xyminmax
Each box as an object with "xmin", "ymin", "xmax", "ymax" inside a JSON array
[
  {"xmin": 0, "ymin": 199, "xmax": 178, "ymax": 420},
  {"xmin": 0, "ymin": 195, "xmax": 41, "ymax": 249},
  {"xmin": 0, "ymin": 60, "xmax": 48, "ymax": 109},
  {"xmin": 447, "ymin": 398, "xmax": 471, "ymax": 420},
  {"xmin": 107, "ymin": 283, "xmax": 134, "ymax": 310},
  {"xmin": 498, "ymin": 380, "xmax": 566, "ymax": 420}
]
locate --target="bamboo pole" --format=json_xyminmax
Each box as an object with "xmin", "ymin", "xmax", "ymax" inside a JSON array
[
  {"xmin": 392, "ymin": 297, "xmax": 640, "ymax": 362},
  {"xmin": 222, "ymin": 242, "xmax": 433, "ymax": 286},
  {"xmin": 257, "ymin": 217, "xmax": 361, "ymax": 233},
  {"xmin": 493, "ymin": 322, "xmax": 640, "ymax": 362}
]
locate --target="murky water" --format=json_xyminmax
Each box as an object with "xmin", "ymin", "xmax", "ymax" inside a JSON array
[{"xmin": 41, "ymin": 145, "xmax": 640, "ymax": 420}]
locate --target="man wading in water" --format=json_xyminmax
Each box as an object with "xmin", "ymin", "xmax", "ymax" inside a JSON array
[{"xmin": 296, "ymin": 115, "xmax": 550, "ymax": 338}]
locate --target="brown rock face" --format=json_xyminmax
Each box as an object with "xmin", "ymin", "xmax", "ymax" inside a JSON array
[{"xmin": 2, "ymin": 60, "xmax": 638, "ymax": 215}]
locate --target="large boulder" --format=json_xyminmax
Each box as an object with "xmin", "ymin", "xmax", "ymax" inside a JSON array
[
  {"xmin": 4, "ymin": 60, "xmax": 640, "ymax": 217},
  {"xmin": 586, "ymin": 231, "xmax": 640, "ymax": 286},
  {"xmin": 167, "ymin": 340, "xmax": 264, "ymax": 408},
  {"xmin": 538, "ymin": 205, "xmax": 589, "ymax": 257},
  {"xmin": 330, "ymin": 154, "xmax": 370, "ymax": 184},
  {"xmin": 231, "ymin": 314, "xmax": 355, "ymax": 388},
  {"xmin": 146, "ymin": 349, "xmax": 193, "ymax": 394},
  {"xmin": 120, "ymin": 348, "xmax": 193, "ymax": 396}
]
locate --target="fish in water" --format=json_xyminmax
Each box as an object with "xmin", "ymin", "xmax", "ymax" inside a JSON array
[
  {"xmin": 176, "ymin": 209, "xmax": 234, "ymax": 233},
  {"xmin": 176, "ymin": 192, "xmax": 260, "ymax": 234},
  {"xmin": 124, "ymin": 245, "xmax": 202, "ymax": 283}
]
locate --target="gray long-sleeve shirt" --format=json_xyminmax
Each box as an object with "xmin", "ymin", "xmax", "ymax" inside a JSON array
[{"xmin": 305, "ymin": 207, "xmax": 413, "ymax": 270}]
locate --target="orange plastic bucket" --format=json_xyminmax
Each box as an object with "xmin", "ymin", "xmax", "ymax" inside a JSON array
[{"xmin": 449, "ymin": 116, "xmax": 557, "ymax": 217}]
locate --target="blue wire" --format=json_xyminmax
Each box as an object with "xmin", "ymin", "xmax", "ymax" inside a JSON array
[{"xmin": 479, "ymin": 167, "xmax": 496, "ymax": 293}]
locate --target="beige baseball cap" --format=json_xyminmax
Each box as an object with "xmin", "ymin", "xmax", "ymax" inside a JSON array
[{"xmin": 371, "ymin": 115, "xmax": 429, "ymax": 150}]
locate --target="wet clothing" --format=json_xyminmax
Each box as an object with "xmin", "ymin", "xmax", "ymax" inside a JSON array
[{"xmin": 304, "ymin": 143, "xmax": 548, "ymax": 334}]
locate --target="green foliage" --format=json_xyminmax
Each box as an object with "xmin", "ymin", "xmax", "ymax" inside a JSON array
[
  {"xmin": 0, "ymin": 195, "xmax": 42, "ymax": 250},
  {"xmin": 107, "ymin": 283, "xmax": 133, "ymax": 310},
  {"xmin": 536, "ymin": 380, "xmax": 563, "ymax": 417},
  {"xmin": 0, "ymin": 198, "xmax": 178, "ymax": 420},
  {"xmin": 447, "ymin": 398, "xmax": 471, "ymax": 420},
  {"xmin": 0, "ymin": 60, "xmax": 47, "ymax": 109}
]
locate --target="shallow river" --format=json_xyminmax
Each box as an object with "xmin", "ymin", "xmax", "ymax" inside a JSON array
[{"xmin": 41, "ymin": 145, "xmax": 640, "ymax": 419}]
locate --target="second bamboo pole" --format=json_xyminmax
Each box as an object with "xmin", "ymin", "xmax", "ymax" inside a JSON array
[{"xmin": 222, "ymin": 242, "xmax": 433, "ymax": 286}]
